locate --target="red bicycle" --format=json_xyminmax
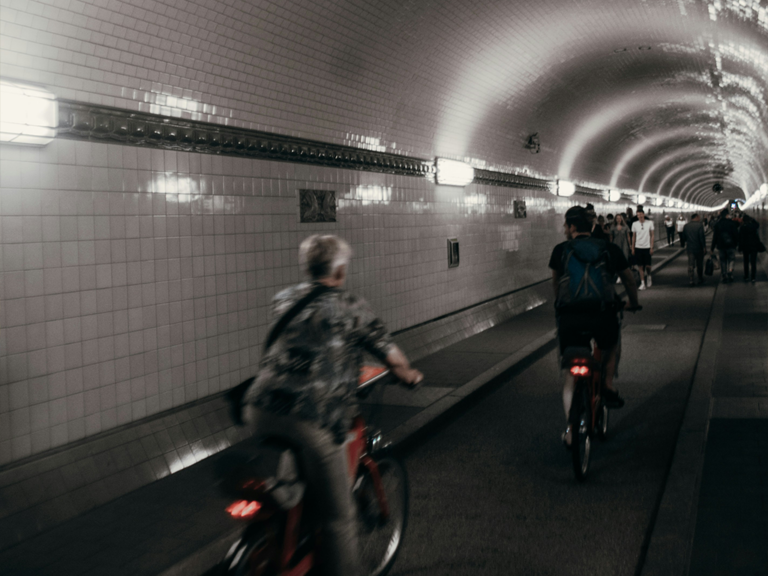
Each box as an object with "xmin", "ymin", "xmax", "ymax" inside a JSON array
[
  {"xmin": 563, "ymin": 302, "xmax": 641, "ymax": 481},
  {"xmin": 218, "ymin": 366, "xmax": 407, "ymax": 576}
]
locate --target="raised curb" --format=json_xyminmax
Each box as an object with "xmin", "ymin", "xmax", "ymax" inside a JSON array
[
  {"xmin": 639, "ymin": 267, "xmax": 727, "ymax": 576},
  {"xmin": 388, "ymin": 328, "xmax": 558, "ymax": 446}
]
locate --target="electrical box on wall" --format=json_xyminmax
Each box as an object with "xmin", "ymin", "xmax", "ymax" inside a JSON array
[{"xmin": 447, "ymin": 238, "xmax": 459, "ymax": 268}]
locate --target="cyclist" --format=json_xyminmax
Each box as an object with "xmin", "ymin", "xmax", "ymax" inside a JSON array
[
  {"xmin": 239, "ymin": 234, "xmax": 423, "ymax": 576},
  {"xmin": 549, "ymin": 206, "xmax": 640, "ymax": 447}
]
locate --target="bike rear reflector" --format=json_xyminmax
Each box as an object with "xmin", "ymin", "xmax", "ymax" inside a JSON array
[
  {"xmin": 570, "ymin": 366, "xmax": 590, "ymax": 376},
  {"xmin": 227, "ymin": 500, "xmax": 262, "ymax": 518}
]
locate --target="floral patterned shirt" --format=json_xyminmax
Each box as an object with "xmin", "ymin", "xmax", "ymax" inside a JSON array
[{"xmin": 245, "ymin": 282, "xmax": 393, "ymax": 442}]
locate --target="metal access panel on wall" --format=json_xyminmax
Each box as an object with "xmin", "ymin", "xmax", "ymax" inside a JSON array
[{"xmin": 447, "ymin": 238, "xmax": 459, "ymax": 268}]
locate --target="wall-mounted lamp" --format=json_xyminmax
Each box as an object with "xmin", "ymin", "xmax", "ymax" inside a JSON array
[
  {"xmin": 654, "ymin": 196, "xmax": 664, "ymax": 207},
  {"xmin": 607, "ymin": 189, "xmax": 621, "ymax": 202},
  {"xmin": 0, "ymin": 79, "xmax": 57, "ymax": 146},
  {"xmin": 435, "ymin": 158, "xmax": 475, "ymax": 187},
  {"xmin": 637, "ymin": 193, "xmax": 647, "ymax": 204},
  {"xmin": 555, "ymin": 179, "xmax": 576, "ymax": 197}
]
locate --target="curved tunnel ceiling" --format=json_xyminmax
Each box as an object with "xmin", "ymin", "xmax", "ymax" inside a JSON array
[
  {"xmin": 418, "ymin": 0, "xmax": 768, "ymax": 206},
  {"xmin": 11, "ymin": 0, "xmax": 767, "ymax": 207},
  {"xmin": 269, "ymin": 0, "xmax": 768, "ymax": 207}
]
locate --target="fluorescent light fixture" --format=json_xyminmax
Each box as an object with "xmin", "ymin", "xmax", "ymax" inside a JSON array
[
  {"xmin": 608, "ymin": 189, "xmax": 621, "ymax": 202},
  {"xmin": 655, "ymin": 196, "xmax": 664, "ymax": 206},
  {"xmin": 637, "ymin": 193, "xmax": 647, "ymax": 204},
  {"xmin": 557, "ymin": 180, "xmax": 576, "ymax": 197},
  {"xmin": 435, "ymin": 158, "xmax": 475, "ymax": 187},
  {"xmin": 0, "ymin": 79, "xmax": 57, "ymax": 145}
]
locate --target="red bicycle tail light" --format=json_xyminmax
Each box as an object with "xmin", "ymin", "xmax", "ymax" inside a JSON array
[
  {"xmin": 570, "ymin": 365, "xmax": 590, "ymax": 376},
  {"xmin": 227, "ymin": 500, "xmax": 262, "ymax": 518}
]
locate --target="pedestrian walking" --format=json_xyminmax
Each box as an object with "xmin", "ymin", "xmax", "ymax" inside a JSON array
[
  {"xmin": 683, "ymin": 214, "xmax": 707, "ymax": 286},
  {"xmin": 711, "ymin": 208, "xmax": 739, "ymax": 283},
  {"xmin": 738, "ymin": 215, "xmax": 763, "ymax": 283},
  {"xmin": 676, "ymin": 214, "xmax": 687, "ymax": 248},
  {"xmin": 611, "ymin": 214, "xmax": 632, "ymax": 284},
  {"xmin": 631, "ymin": 208, "xmax": 655, "ymax": 289},
  {"xmin": 664, "ymin": 215, "xmax": 675, "ymax": 245}
]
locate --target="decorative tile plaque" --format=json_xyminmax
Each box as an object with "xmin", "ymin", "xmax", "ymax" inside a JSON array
[
  {"xmin": 300, "ymin": 190, "xmax": 336, "ymax": 222},
  {"xmin": 514, "ymin": 200, "xmax": 527, "ymax": 218}
]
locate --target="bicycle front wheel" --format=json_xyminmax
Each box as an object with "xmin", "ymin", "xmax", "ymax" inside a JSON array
[
  {"xmin": 570, "ymin": 383, "xmax": 591, "ymax": 481},
  {"xmin": 355, "ymin": 456, "xmax": 409, "ymax": 576}
]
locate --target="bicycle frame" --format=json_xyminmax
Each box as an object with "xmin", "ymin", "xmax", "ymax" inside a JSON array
[
  {"xmin": 222, "ymin": 366, "xmax": 392, "ymax": 576},
  {"xmin": 586, "ymin": 346, "xmax": 602, "ymax": 430}
]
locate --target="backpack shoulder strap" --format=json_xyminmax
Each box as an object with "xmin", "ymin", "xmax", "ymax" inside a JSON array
[{"xmin": 265, "ymin": 284, "xmax": 330, "ymax": 351}]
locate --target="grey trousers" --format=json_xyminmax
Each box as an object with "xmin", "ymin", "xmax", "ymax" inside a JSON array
[{"xmin": 245, "ymin": 406, "xmax": 360, "ymax": 576}]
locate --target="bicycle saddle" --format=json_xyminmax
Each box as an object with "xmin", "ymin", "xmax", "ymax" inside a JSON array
[
  {"xmin": 217, "ymin": 443, "xmax": 306, "ymax": 510},
  {"xmin": 561, "ymin": 346, "xmax": 596, "ymax": 369}
]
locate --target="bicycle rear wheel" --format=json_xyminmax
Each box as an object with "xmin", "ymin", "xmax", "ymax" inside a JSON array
[
  {"xmin": 570, "ymin": 382, "xmax": 591, "ymax": 481},
  {"xmin": 221, "ymin": 525, "xmax": 276, "ymax": 576},
  {"xmin": 355, "ymin": 456, "xmax": 409, "ymax": 576},
  {"xmin": 597, "ymin": 402, "xmax": 609, "ymax": 439}
]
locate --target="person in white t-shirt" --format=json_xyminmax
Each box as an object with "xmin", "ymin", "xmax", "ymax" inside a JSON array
[
  {"xmin": 631, "ymin": 209, "xmax": 655, "ymax": 289},
  {"xmin": 676, "ymin": 215, "xmax": 687, "ymax": 248}
]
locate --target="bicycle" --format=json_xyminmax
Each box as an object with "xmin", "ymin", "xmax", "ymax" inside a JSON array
[
  {"xmin": 562, "ymin": 302, "xmax": 641, "ymax": 481},
  {"xmin": 218, "ymin": 366, "xmax": 407, "ymax": 576}
]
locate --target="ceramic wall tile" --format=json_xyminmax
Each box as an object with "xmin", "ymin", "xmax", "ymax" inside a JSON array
[{"xmin": 0, "ymin": 138, "xmax": 594, "ymax": 466}]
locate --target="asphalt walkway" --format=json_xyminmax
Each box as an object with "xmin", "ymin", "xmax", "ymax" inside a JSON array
[{"xmin": 4, "ymin": 238, "xmax": 760, "ymax": 576}]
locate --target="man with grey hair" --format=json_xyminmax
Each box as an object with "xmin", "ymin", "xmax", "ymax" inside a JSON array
[{"xmin": 242, "ymin": 234, "xmax": 422, "ymax": 576}]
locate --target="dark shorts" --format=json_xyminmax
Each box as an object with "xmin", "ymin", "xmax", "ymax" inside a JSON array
[
  {"xmin": 557, "ymin": 311, "xmax": 620, "ymax": 354},
  {"xmin": 635, "ymin": 248, "xmax": 652, "ymax": 267}
]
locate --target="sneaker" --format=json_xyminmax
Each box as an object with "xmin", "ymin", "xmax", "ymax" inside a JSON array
[
  {"xmin": 639, "ymin": 282, "xmax": 646, "ymax": 290},
  {"xmin": 646, "ymin": 274, "xmax": 652, "ymax": 288},
  {"xmin": 616, "ymin": 277, "xmax": 622, "ymax": 284},
  {"xmin": 603, "ymin": 388, "xmax": 625, "ymax": 409},
  {"xmin": 744, "ymin": 277, "xmax": 750, "ymax": 283},
  {"xmin": 752, "ymin": 278, "xmax": 757, "ymax": 283},
  {"xmin": 689, "ymin": 281, "xmax": 695, "ymax": 287}
]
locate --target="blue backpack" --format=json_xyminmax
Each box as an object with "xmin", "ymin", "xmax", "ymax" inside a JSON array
[{"xmin": 556, "ymin": 238, "xmax": 616, "ymax": 312}]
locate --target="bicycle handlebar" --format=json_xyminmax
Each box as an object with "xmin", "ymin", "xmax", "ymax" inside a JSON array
[{"xmin": 357, "ymin": 366, "xmax": 390, "ymax": 397}]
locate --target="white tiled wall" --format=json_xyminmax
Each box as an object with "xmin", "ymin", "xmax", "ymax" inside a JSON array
[{"xmin": 0, "ymin": 137, "xmax": 592, "ymax": 465}]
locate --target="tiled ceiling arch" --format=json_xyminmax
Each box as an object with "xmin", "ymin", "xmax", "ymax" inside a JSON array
[{"xmin": 3, "ymin": 0, "xmax": 768, "ymax": 205}]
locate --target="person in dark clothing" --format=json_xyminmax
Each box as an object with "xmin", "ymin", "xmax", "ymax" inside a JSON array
[
  {"xmin": 549, "ymin": 206, "xmax": 640, "ymax": 447},
  {"xmin": 683, "ymin": 214, "xmax": 707, "ymax": 285},
  {"xmin": 585, "ymin": 203, "xmax": 609, "ymax": 241},
  {"xmin": 711, "ymin": 209, "xmax": 740, "ymax": 282},
  {"xmin": 738, "ymin": 215, "xmax": 761, "ymax": 283}
]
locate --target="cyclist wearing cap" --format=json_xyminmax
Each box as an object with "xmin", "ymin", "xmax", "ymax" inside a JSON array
[{"xmin": 549, "ymin": 206, "xmax": 640, "ymax": 447}]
